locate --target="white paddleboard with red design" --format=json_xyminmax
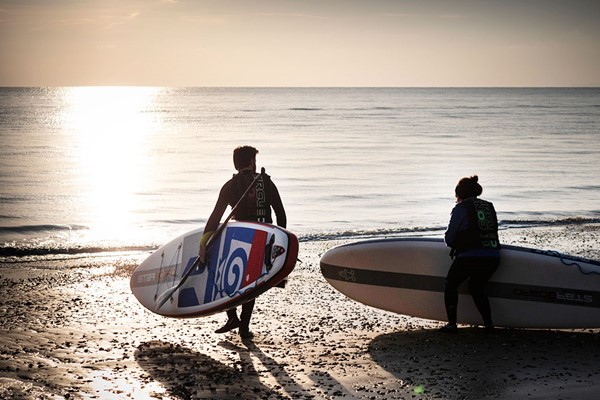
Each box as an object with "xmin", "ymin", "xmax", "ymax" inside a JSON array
[{"xmin": 131, "ymin": 222, "xmax": 298, "ymax": 318}]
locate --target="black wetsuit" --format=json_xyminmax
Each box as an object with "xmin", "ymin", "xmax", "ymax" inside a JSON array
[{"xmin": 215, "ymin": 170, "xmax": 286, "ymax": 334}]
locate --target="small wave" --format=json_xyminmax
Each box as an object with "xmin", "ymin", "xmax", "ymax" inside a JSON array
[
  {"xmin": 0, "ymin": 244, "xmax": 156, "ymax": 260},
  {"xmin": 0, "ymin": 195, "xmax": 36, "ymax": 203},
  {"xmin": 149, "ymin": 218, "xmax": 201, "ymax": 225},
  {"xmin": 288, "ymin": 107, "xmax": 322, "ymax": 111},
  {"xmin": 500, "ymin": 216, "xmax": 600, "ymax": 228},
  {"xmin": 0, "ymin": 224, "xmax": 88, "ymax": 235},
  {"xmin": 298, "ymin": 216, "xmax": 600, "ymax": 242},
  {"xmin": 299, "ymin": 226, "xmax": 446, "ymax": 242},
  {"xmin": 371, "ymin": 106, "xmax": 394, "ymax": 111}
]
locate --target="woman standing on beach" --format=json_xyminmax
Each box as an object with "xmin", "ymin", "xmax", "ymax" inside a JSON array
[{"xmin": 440, "ymin": 175, "xmax": 501, "ymax": 333}]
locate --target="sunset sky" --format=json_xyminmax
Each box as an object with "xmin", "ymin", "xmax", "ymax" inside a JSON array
[{"xmin": 1, "ymin": 0, "xmax": 599, "ymax": 87}]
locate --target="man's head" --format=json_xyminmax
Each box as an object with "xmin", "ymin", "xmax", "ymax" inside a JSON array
[{"xmin": 233, "ymin": 146, "xmax": 258, "ymax": 171}]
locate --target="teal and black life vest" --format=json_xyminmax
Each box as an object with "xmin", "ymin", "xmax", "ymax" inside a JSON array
[
  {"xmin": 454, "ymin": 198, "xmax": 501, "ymax": 253},
  {"xmin": 230, "ymin": 170, "xmax": 273, "ymax": 223}
]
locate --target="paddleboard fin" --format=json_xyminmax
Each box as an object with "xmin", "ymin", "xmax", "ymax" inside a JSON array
[{"xmin": 265, "ymin": 234, "xmax": 276, "ymax": 271}]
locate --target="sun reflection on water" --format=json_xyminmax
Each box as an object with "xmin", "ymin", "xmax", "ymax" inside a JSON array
[{"xmin": 63, "ymin": 87, "xmax": 163, "ymax": 244}]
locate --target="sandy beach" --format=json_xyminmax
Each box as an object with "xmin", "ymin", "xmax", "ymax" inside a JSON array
[{"xmin": 1, "ymin": 224, "xmax": 599, "ymax": 399}]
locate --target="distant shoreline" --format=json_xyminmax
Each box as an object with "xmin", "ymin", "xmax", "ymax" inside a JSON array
[
  {"xmin": 2, "ymin": 86, "xmax": 600, "ymax": 89},
  {"xmin": 1, "ymin": 222, "xmax": 599, "ymax": 272}
]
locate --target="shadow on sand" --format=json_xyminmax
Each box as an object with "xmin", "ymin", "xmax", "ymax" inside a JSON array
[
  {"xmin": 368, "ymin": 328, "xmax": 600, "ymax": 399},
  {"xmin": 135, "ymin": 338, "xmax": 352, "ymax": 399},
  {"xmin": 218, "ymin": 339, "xmax": 355, "ymax": 399},
  {"xmin": 135, "ymin": 340, "xmax": 276, "ymax": 399}
]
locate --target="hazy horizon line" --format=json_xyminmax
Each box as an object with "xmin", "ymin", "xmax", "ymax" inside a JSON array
[{"xmin": 2, "ymin": 85, "xmax": 599, "ymax": 89}]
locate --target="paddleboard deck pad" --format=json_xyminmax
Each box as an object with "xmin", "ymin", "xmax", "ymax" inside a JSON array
[
  {"xmin": 320, "ymin": 238, "xmax": 600, "ymax": 328},
  {"xmin": 131, "ymin": 222, "xmax": 299, "ymax": 318}
]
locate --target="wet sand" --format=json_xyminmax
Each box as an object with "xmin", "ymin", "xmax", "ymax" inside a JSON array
[{"xmin": 1, "ymin": 224, "xmax": 599, "ymax": 399}]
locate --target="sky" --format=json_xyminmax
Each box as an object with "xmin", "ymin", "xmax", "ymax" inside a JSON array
[{"xmin": 1, "ymin": 0, "xmax": 599, "ymax": 87}]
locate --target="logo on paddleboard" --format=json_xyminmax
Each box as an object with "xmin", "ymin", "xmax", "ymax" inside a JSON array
[
  {"xmin": 271, "ymin": 244, "xmax": 285, "ymax": 261},
  {"xmin": 339, "ymin": 268, "xmax": 356, "ymax": 282},
  {"xmin": 133, "ymin": 266, "xmax": 177, "ymax": 287},
  {"xmin": 177, "ymin": 227, "xmax": 274, "ymax": 308}
]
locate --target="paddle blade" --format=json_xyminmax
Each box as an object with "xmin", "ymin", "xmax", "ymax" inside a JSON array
[
  {"xmin": 154, "ymin": 256, "xmax": 203, "ymax": 311},
  {"xmin": 155, "ymin": 286, "xmax": 178, "ymax": 310}
]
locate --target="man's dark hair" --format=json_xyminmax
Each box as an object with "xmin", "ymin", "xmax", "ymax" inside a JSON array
[{"xmin": 233, "ymin": 146, "xmax": 258, "ymax": 170}]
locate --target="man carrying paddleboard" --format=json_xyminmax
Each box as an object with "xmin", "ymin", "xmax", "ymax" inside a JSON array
[
  {"xmin": 441, "ymin": 175, "xmax": 501, "ymax": 333},
  {"xmin": 199, "ymin": 146, "xmax": 287, "ymax": 339}
]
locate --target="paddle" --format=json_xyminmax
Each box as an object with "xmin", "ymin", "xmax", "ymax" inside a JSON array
[{"xmin": 154, "ymin": 168, "xmax": 264, "ymax": 311}]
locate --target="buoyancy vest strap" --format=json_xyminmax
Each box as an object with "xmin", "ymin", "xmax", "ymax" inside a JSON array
[{"xmin": 231, "ymin": 168, "xmax": 273, "ymax": 223}]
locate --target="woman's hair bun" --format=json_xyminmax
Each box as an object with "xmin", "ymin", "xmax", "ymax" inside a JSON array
[{"xmin": 455, "ymin": 175, "xmax": 483, "ymax": 199}]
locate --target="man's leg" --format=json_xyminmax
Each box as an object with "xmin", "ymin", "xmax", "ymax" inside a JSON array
[
  {"xmin": 239, "ymin": 299, "xmax": 255, "ymax": 339},
  {"xmin": 215, "ymin": 308, "xmax": 240, "ymax": 334}
]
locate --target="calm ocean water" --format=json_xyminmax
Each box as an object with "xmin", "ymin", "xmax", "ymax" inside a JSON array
[{"xmin": 1, "ymin": 87, "xmax": 599, "ymax": 263}]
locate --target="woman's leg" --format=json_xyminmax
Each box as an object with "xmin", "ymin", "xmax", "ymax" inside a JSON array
[
  {"xmin": 444, "ymin": 258, "xmax": 471, "ymax": 325},
  {"xmin": 468, "ymin": 257, "xmax": 500, "ymax": 326}
]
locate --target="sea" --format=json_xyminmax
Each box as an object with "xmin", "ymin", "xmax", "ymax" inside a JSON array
[{"xmin": 1, "ymin": 87, "xmax": 599, "ymax": 266}]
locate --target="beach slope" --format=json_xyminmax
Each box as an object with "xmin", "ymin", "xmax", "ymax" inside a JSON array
[{"xmin": 1, "ymin": 225, "xmax": 599, "ymax": 399}]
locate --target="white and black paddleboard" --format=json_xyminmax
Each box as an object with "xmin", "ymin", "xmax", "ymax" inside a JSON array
[{"xmin": 320, "ymin": 238, "xmax": 600, "ymax": 328}]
